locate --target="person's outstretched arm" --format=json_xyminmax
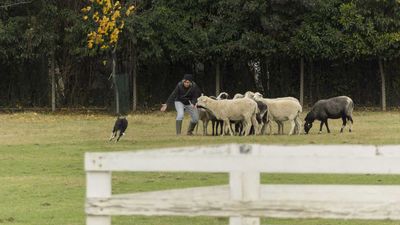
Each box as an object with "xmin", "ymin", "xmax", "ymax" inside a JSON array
[{"xmin": 161, "ymin": 83, "xmax": 179, "ymax": 111}]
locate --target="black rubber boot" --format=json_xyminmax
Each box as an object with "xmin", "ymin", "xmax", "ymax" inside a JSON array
[
  {"xmin": 187, "ymin": 122, "xmax": 197, "ymax": 136},
  {"xmin": 176, "ymin": 120, "xmax": 183, "ymax": 135}
]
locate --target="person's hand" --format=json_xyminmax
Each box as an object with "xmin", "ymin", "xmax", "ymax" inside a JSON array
[
  {"xmin": 160, "ymin": 104, "xmax": 167, "ymax": 112},
  {"xmin": 192, "ymin": 103, "xmax": 197, "ymax": 108}
]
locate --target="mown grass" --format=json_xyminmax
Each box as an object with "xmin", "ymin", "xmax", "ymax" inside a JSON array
[{"xmin": 0, "ymin": 111, "xmax": 399, "ymax": 225}]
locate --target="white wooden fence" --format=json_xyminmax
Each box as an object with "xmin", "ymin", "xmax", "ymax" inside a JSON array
[{"xmin": 85, "ymin": 144, "xmax": 400, "ymax": 225}]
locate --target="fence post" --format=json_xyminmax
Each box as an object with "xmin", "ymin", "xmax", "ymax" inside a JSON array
[
  {"xmin": 86, "ymin": 171, "xmax": 112, "ymax": 225},
  {"xmin": 229, "ymin": 145, "xmax": 261, "ymax": 225}
]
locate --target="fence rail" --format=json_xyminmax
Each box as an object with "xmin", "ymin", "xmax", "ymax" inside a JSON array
[{"xmin": 85, "ymin": 144, "xmax": 400, "ymax": 225}]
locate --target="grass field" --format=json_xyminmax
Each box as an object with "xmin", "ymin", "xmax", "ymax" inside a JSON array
[{"xmin": 0, "ymin": 110, "xmax": 400, "ymax": 225}]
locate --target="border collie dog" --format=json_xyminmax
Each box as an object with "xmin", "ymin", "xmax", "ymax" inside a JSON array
[{"xmin": 109, "ymin": 116, "xmax": 128, "ymax": 142}]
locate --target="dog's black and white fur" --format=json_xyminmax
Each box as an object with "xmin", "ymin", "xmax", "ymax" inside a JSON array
[{"xmin": 109, "ymin": 116, "xmax": 128, "ymax": 142}]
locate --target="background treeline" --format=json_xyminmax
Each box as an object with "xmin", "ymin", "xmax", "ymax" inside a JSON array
[{"xmin": 1, "ymin": 0, "xmax": 400, "ymax": 112}]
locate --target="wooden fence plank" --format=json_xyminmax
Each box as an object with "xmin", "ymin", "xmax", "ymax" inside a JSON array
[
  {"xmin": 85, "ymin": 144, "xmax": 400, "ymax": 225},
  {"xmin": 86, "ymin": 171, "xmax": 111, "ymax": 225},
  {"xmin": 85, "ymin": 145, "xmax": 400, "ymax": 174},
  {"xmin": 86, "ymin": 184, "xmax": 400, "ymax": 220}
]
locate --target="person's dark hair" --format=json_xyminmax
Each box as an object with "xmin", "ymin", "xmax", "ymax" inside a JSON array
[{"xmin": 182, "ymin": 74, "xmax": 193, "ymax": 82}]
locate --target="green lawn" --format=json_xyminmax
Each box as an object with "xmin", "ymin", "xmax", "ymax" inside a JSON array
[{"xmin": 0, "ymin": 111, "xmax": 400, "ymax": 225}]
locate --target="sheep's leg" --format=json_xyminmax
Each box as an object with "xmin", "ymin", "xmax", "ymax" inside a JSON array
[
  {"xmin": 325, "ymin": 120, "xmax": 331, "ymax": 133},
  {"xmin": 260, "ymin": 123, "xmax": 266, "ymax": 135},
  {"xmin": 243, "ymin": 119, "xmax": 251, "ymax": 136},
  {"xmin": 225, "ymin": 119, "xmax": 234, "ymax": 136},
  {"xmin": 319, "ymin": 121, "xmax": 324, "ymax": 134},
  {"xmin": 293, "ymin": 122, "xmax": 298, "ymax": 134},
  {"xmin": 293, "ymin": 117, "xmax": 298, "ymax": 134},
  {"xmin": 257, "ymin": 122, "xmax": 263, "ymax": 135},
  {"xmin": 219, "ymin": 121, "xmax": 224, "ymax": 135},
  {"xmin": 220, "ymin": 122, "xmax": 226, "ymax": 136},
  {"xmin": 288, "ymin": 120, "xmax": 296, "ymax": 135},
  {"xmin": 242, "ymin": 121, "xmax": 247, "ymax": 136},
  {"xmin": 293, "ymin": 117, "xmax": 299, "ymax": 135},
  {"xmin": 223, "ymin": 121, "xmax": 231, "ymax": 136},
  {"xmin": 296, "ymin": 117, "xmax": 302, "ymax": 135},
  {"xmin": 238, "ymin": 122, "xmax": 244, "ymax": 136},
  {"xmin": 277, "ymin": 121, "xmax": 284, "ymax": 135},
  {"xmin": 275, "ymin": 121, "xmax": 281, "ymax": 134},
  {"xmin": 239, "ymin": 122, "xmax": 244, "ymax": 136},
  {"xmin": 340, "ymin": 116, "xmax": 347, "ymax": 133},
  {"xmin": 348, "ymin": 116, "xmax": 353, "ymax": 132},
  {"xmin": 251, "ymin": 115, "xmax": 259, "ymax": 135},
  {"xmin": 239, "ymin": 122, "xmax": 245, "ymax": 136},
  {"xmin": 216, "ymin": 120, "xmax": 221, "ymax": 136},
  {"xmin": 268, "ymin": 120, "xmax": 273, "ymax": 135},
  {"xmin": 234, "ymin": 122, "xmax": 240, "ymax": 135},
  {"xmin": 211, "ymin": 120, "xmax": 216, "ymax": 136}
]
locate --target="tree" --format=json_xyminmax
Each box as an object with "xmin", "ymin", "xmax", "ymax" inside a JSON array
[
  {"xmin": 82, "ymin": 0, "xmax": 135, "ymax": 114},
  {"xmin": 289, "ymin": 0, "xmax": 343, "ymax": 106},
  {"xmin": 339, "ymin": 0, "xmax": 400, "ymax": 111}
]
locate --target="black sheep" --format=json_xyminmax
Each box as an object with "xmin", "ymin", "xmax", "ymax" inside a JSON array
[{"xmin": 304, "ymin": 96, "xmax": 354, "ymax": 134}]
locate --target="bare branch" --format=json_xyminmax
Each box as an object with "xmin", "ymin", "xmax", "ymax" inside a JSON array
[{"xmin": 0, "ymin": 0, "xmax": 33, "ymax": 8}]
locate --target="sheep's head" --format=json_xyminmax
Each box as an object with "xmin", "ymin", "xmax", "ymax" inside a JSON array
[
  {"xmin": 196, "ymin": 96, "xmax": 209, "ymax": 108},
  {"xmin": 253, "ymin": 92, "xmax": 263, "ymax": 100},
  {"xmin": 244, "ymin": 91, "xmax": 255, "ymax": 99},
  {"xmin": 304, "ymin": 122, "xmax": 313, "ymax": 134},
  {"xmin": 233, "ymin": 93, "xmax": 244, "ymax": 99},
  {"xmin": 304, "ymin": 112, "xmax": 315, "ymax": 134}
]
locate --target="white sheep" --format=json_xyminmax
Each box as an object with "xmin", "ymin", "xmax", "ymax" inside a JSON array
[
  {"xmin": 240, "ymin": 91, "xmax": 268, "ymax": 135},
  {"xmin": 254, "ymin": 93, "xmax": 302, "ymax": 135},
  {"xmin": 244, "ymin": 91, "xmax": 255, "ymax": 99},
  {"xmin": 253, "ymin": 92, "xmax": 302, "ymax": 134},
  {"xmin": 196, "ymin": 96, "xmax": 259, "ymax": 136},
  {"xmin": 254, "ymin": 92, "xmax": 300, "ymax": 103}
]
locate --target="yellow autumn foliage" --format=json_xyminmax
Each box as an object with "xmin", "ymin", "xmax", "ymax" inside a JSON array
[
  {"xmin": 126, "ymin": 5, "xmax": 135, "ymax": 16},
  {"xmin": 111, "ymin": 10, "xmax": 120, "ymax": 21},
  {"xmin": 82, "ymin": 0, "xmax": 135, "ymax": 50}
]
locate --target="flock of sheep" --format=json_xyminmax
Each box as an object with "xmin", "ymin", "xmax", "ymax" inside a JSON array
[{"xmin": 195, "ymin": 91, "xmax": 354, "ymax": 136}]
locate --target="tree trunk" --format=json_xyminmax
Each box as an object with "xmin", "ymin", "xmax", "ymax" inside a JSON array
[
  {"xmin": 216, "ymin": 61, "xmax": 221, "ymax": 96},
  {"xmin": 300, "ymin": 57, "xmax": 304, "ymax": 107},
  {"xmin": 249, "ymin": 60, "xmax": 265, "ymax": 95},
  {"xmin": 131, "ymin": 44, "xmax": 138, "ymax": 112},
  {"xmin": 316, "ymin": 61, "xmax": 320, "ymax": 100},
  {"xmin": 50, "ymin": 52, "xmax": 56, "ymax": 112},
  {"xmin": 112, "ymin": 48, "xmax": 120, "ymax": 114},
  {"xmin": 309, "ymin": 60, "xmax": 314, "ymax": 106},
  {"xmin": 378, "ymin": 58, "xmax": 386, "ymax": 111},
  {"xmin": 265, "ymin": 59, "xmax": 270, "ymax": 96}
]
